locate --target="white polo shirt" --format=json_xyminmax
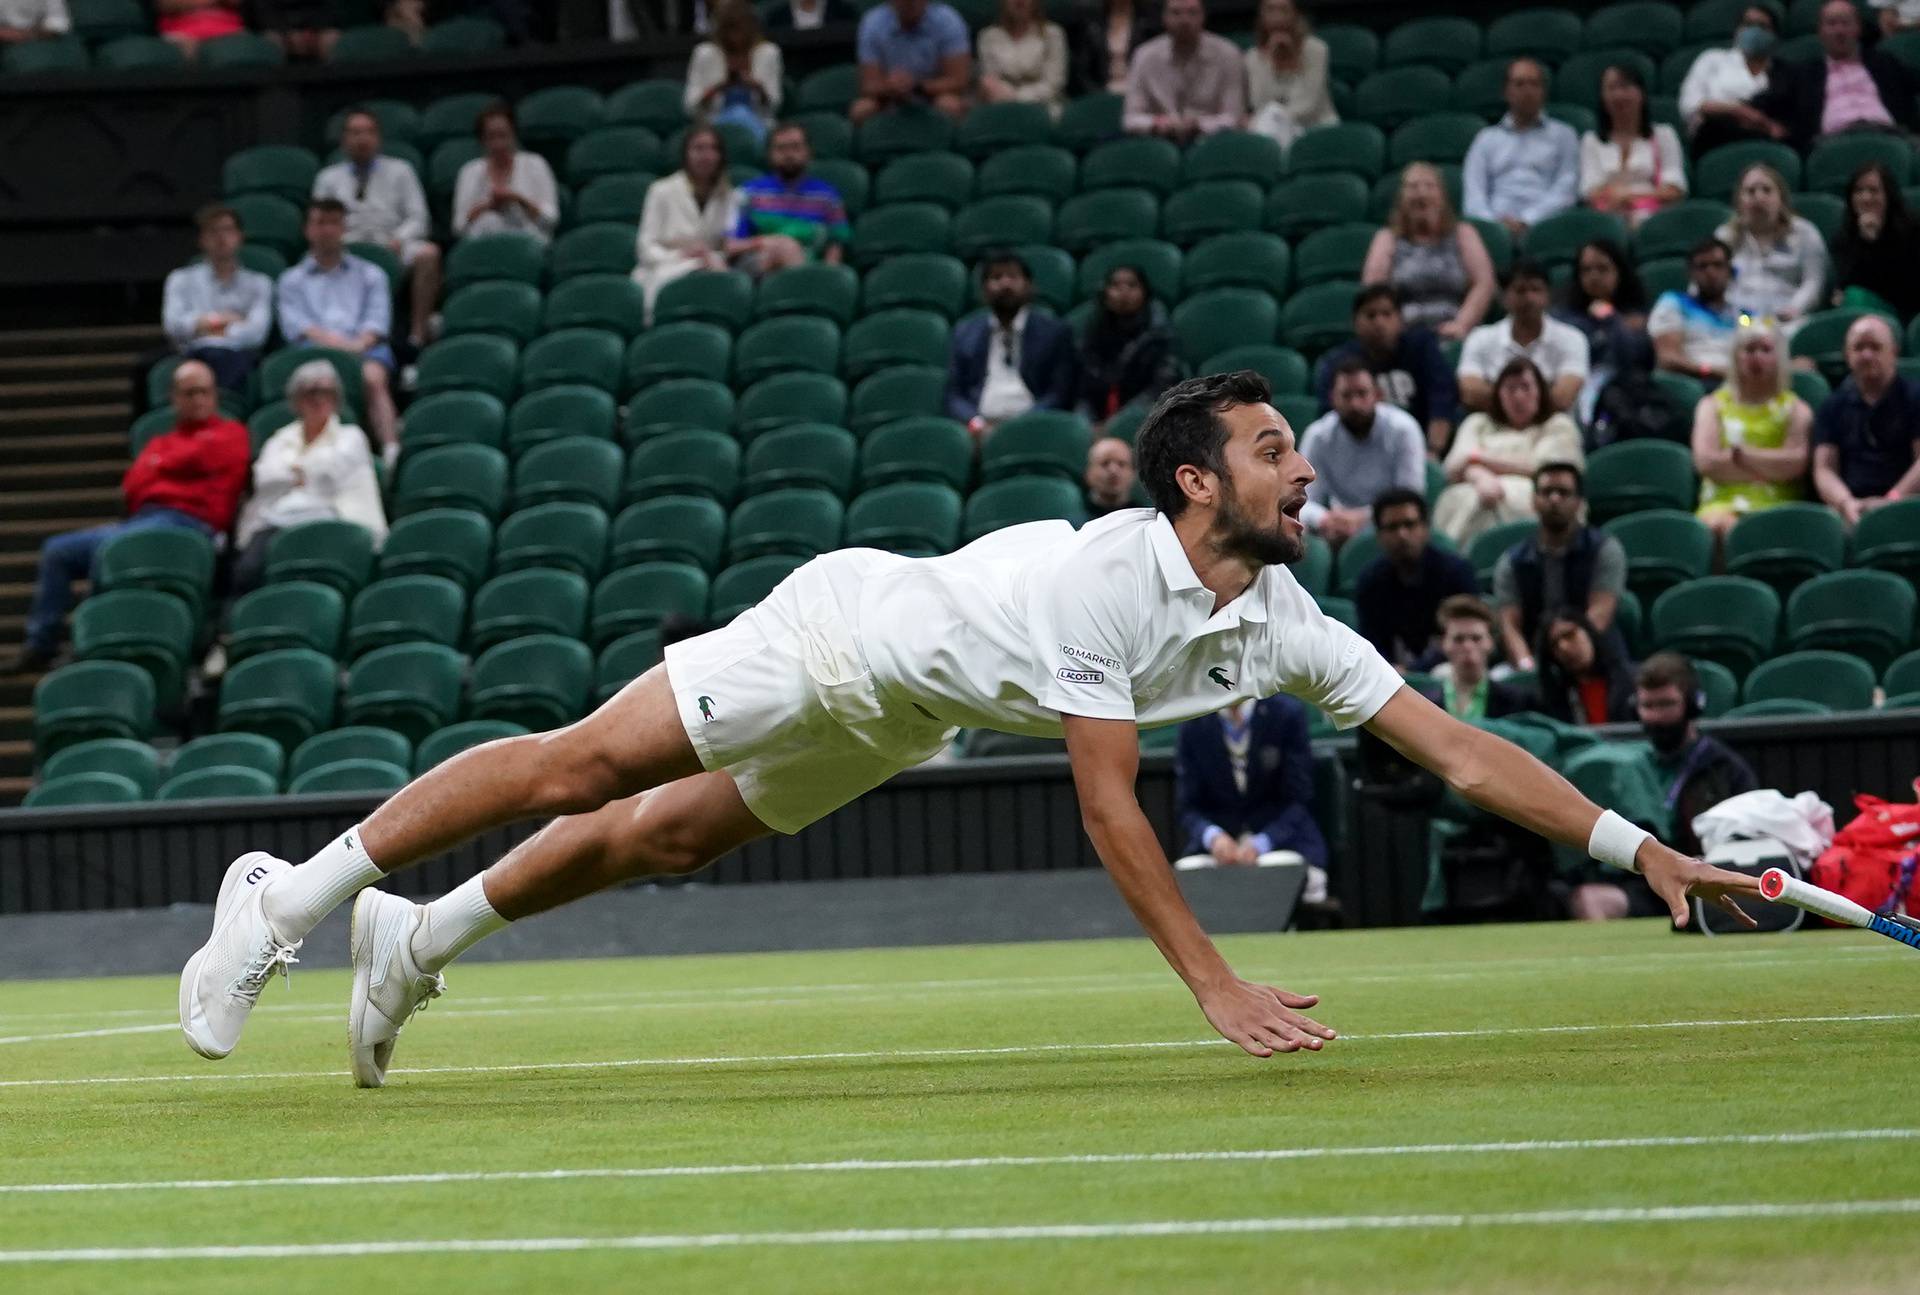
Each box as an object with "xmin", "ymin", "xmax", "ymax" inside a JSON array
[
  {"xmin": 1458, "ymin": 314, "xmax": 1591, "ymax": 386},
  {"xmin": 857, "ymin": 510, "xmax": 1405, "ymax": 738}
]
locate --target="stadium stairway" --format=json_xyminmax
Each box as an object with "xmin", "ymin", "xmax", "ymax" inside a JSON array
[{"xmin": 0, "ymin": 323, "xmax": 156, "ymax": 805}]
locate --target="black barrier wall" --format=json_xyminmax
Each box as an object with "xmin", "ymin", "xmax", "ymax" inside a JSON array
[{"xmin": 3, "ymin": 713, "xmax": 1914, "ymax": 925}]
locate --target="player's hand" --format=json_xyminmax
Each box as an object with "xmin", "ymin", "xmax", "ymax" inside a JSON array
[
  {"xmin": 1638, "ymin": 840, "xmax": 1764, "ymax": 930},
  {"xmin": 1195, "ymin": 977, "xmax": 1335, "ymax": 1058}
]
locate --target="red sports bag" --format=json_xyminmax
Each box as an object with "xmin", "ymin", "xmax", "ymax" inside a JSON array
[{"xmin": 1808, "ymin": 778, "xmax": 1920, "ymax": 921}]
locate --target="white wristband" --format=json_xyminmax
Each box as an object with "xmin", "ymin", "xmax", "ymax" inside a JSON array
[{"xmin": 1588, "ymin": 809, "xmax": 1652, "ymax": 874}]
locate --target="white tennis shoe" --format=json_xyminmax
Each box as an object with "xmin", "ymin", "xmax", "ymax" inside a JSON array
[
  {"xmin": 348, "ymin": 888, "xmax": 445, "ymax": 1088},
  {"xmin": 179, "ymin": 852, "xmax": 301, "ymax": 1060}
]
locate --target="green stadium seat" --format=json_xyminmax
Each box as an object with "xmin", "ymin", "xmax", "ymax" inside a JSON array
[
  {"xmin": 1179, "ymin": 130, "xmax": 1282, "ymax": 189},
  {"xmin": 493, "ymin": 501, "xmax": 610, "ymax": 581},
  {"xmin": 258, "ymin": 345, "xmax": 367, "ymax": 413},
  {"xmin": 565, "ymin": 127, "xmax": 664, "ymax": 187},
  {"xmin": 844, "ymin": 481, "xmax": 965, "ymax": 556},
  {"xmin": 442, "ymin": 281, "xmax": 543, "ymax": 345},
  {"xmin": 1076, "ymin": 237, "xmax": 1183, "ymax": 303},
  {"xmin": 1790, "ymin": 369, "xmax": 1832, "ymax": 412},
  {"xmin": 93, "ymin": 525, "xmax": 214, "ymax": 617},
  {"xmin": 850, "ymin": 202, "xmax": 952, "ymax": 267},
  {"xmin": 288, "ymin": 759, "xmax": 410, "ymax": 795},
  {"xmin": 1723, "ymin": 697, "xmax": 1832, "ymax": 718},
  {"xmin": 415, "ymin": 334, "xmax": 518, "ymax": 402},
  {"xmin": 1079, "ymin": 136, "xmax": 1181, "ymax": 195},
  {"xmin": 589, "ymin": 564, "xmax": 711, "ymax": 649},
  {"xmin": 155, "ymin": 766, "xmax": 280, "ymax": 802},
  {"xmin": 1464, "ymin": 519, "xmax": 1539, "ymax": 588},
  {"xmin": 653, "ymin": 270, "xmax": 753, "ymax": 332},
  {"xmin": 40, "ymin": 737, "xmax": 161, "ymax": 800},
  {"xmin": 1317, "ymin": 21, "xmax": 1379, "ymax": 80},
  {"xmin": 377, "ymin": 509, "xmax": 493, "ymax": 590},
  {"xmin": 169, "ymin": 732, "xmax": 285, "ymax": 786},
  {"xmin": 1388, "ymin": 113, "xmax": 1488, "ymax": 170},
  {"xmin": 619, "ymin": 379, "xmax": 731, "ymax": 447},
  {"xmin": 1290, "ymin": 533, "xmax": 1333, "ymax": 599},
  {"xmin": 1487, "ymin": 7, "xmax": 1584, "ymax": 61},
  {"xmin": 23, "ymin": 770, "xmax": 143, "ymax": 807},
  {"xmin": 393, "ymin": 445, "xmax": 510, "ymax": 520},
  {"xmin": 402, "ymin": 391, "xmax": 507, "ymax": 455},
  {"xmin": 1294, "ymin": 223, "xmax": 1376, "ymax": 288},
  {"xmin": 1468, "ymin": 217, "xmax": 1515, "ymax": 276},
  {"xmin": 1196, "ymin": 345, "xmax": 1311, "ymax": 394},
  {"xmin": 200, "ymin": 32, "xmax": 286, "ymax": 69},
  {"xmin": 1265, "ymin": 173, "xmax": 1370, "ymax": 239},
  {"xmin": 1853, "ymin": 498, "xmax": 1920, "ymax": 585},
  {"xmin": 753, "ymin": 263, "xmax": 859, "ymax": 326},
  {"xmin": 329, "ymin": 23, "xmax": 413, "ymax": 62},
  {"xmin": 71, "ymin": 588, "xmax": 194, "ymax": 707},
  {"xmin": 843, "ymin": 365, "xmax": 943, "ymax": 436},
  {"xmin": 795, "ymin": 63, "xmax": 860, "ymax": 113},
  {"xmin": 1793, "ymin": 191, "xmax": 1845, "ymax": 247},
  {"xmin": 222, "ymin": 145, "xmax": 320, "ymax": 206},
  {"xmin": 1687, "ymin": 0, "xmax": 1754, "ymax": 41},
  {"xmin": 507, "ymin": 385, "xmax": 619, "ymax": 454},
  {"xmin": 876, "ymin": 151, "xmax": 976, "ymax": 209},
  {"xmin": 1806, "ymin": 132, "xmax": 1914, "ymax": 195},
  {"xmin": 95, "ymin": 34, "xmax": 184, "ymax": 69},
  {"xmin": 727, "ymin": 487, "xmax": 845, "ymax": 562},
  {"xmin": 860, "ymin": 253, "xmax": 970, "ymax": 318},
  {"xmin": 953, "ymin": 195, "xmax": 1054, "ymax": 260},
  {"xmin": 593, "ymin": 632, "xmax": 663, "ymax": 706},
  {"xmin": 70, "ymin": 0, "xmax": 154, "ymax": 42},
  {"xmin": 792, "ymin": 112, "xmax": 855, "ymax": 162},
  {"xmin": 859, "ymin": 417, "xmax": 974, "ymax": 491},
  {"xmin": 1585, "ymin": 2, "xmax": 1685, "ymax": 55},
  {"xmin": 957, "ymin": 101, "xmax": 1051, "ymax": 159},
  {"xmin": 1278, "ymin": 280, "xmax": 1359, "ymax": 355},
  {"xmin": 732, "ymin": 315, "xmax": 841, "ymax": 387},
  {"xmin": 1637, "ymin": 255, "xmax": 1689, "ymax": 302},
  {"xmin": 468, "ymin": 568, "xmax": 590, "ymax": 653},
  {"xmin": 743, "ymin": 424, "xmax": 857, "ymax": 498},
  {"xmin": 419, "ymin": 13, "xmax": 506, "ymax": 54},
  {"xmin": 1603, "ymin": 509, "xmax": 1715, "ymax": 606},
  {"xmin": 217, "ymin": 649, "xmax": 337, "ymax": 753},
  {"xmin": 1650, "ymin": 575, "xmax": 1780, "ymax": 679},
  {"xmin": 516, "ymin": 85, "xmax": 607, "ymax": 160},
  {"xmin": 289, "ymin": 727, "xmax": 413, "ymax": 785},
  {"xmin": 520, "ymin": 328, "xmax": 623, "ymax": 396},
  {"xmin": 857, "ymin": 109, "xmax": 955, "ymax": 164},
  {"xmin": 346, "ymin": 574, "xmax": 468, "ymax": 658},
  {"xmin": 734, "ymin": 371, "xmax": 849, "ymax": 442},
  {"xmin": 1054, "ymin": 91, "xmax": 1123, "ymax": 153},
  {"xmin": 575, "ymin": 172, "xmax": 656, "ymax": 225},
  {"xmin": 469, "ymin": 635, "xmax": 594, "ymax": 730},
  {"xmin": 413, "ymin": 719, "xmax": 528, "ymax": 774},
  {"xmin": 445, "ymin": 233, "xmax": 546, "ymax": 293},
  {"xmin": 1785, "ymin": 569, "xmax": 1915, "ymax": 670},
  {"xmin": 1695, "ymin": 140, "xmax": 1802, "ymax": 200},
  {"xmin": 238, "ymin": 238, "xmax": 289, "ymax": 279},
  {"xmin": 1272, "ymin": 393, "xmax": 1322, "ymax": 437},
  {"xmin": 980, "ymin": 411, "xmax": 1091, "ymax": 482},
  {"xmin": 1173, "ymin": 288, "xmax": 1279, "ymax": 365},
  {"xmin": 511, "ymin": 436, "xmax": 623, "ymax": 513},
  {"xmin": 1355, "ymin": 67, "xmax": 1456, "ymax": 131},
  {"xmin": 611, "ymin": 495, "xmax": 727, "ymax": 572},
  {"xmin": 1688, "ymin": 657, "xmax": 1738, "ymax": 719},
  {"xmin": 710, "ymin": 554, "xmax": 807, "ymax": 622},
  {"xmin": 842, "ymin": 309, "xmax": 950, "ymax": 382},
  {"xmin": 341, "ymin": 642, "xmax": 465, "ymax": 744},
  {"xmin": 623, "ymin": 322, "xmax": 732, "ymax": 391},
  {"xmin": 1633, "ymin": 200, "xmax": 1734, "ymax": 261},
  {"xmin": 548, "ymin": 222, "xmax": 637, "ymax": 282},
  {"xmin": 428, "ymin": 137, "xmax": 482, "ymax": 213},
  {"xmin": 1159, "ymin": 180, "xmax": 1263, "ymax": 247},
  {"xmin": 417, "ymin": 92, "xmax": 496, "ymax": 151},
  {"xmin": 1722, "ymin": 502, "xmax": 1847, "ymax": 595},
  {"xmin": 1554, "ymin": 49, "xmax": 1655, "ymax": 110},
  {"xmin": 1055, "ymin": 187, "xmax": 1160, "ymax": 256},
  {"xmin": 1744, "ymin": 648, "xmax": 1878, "ymax": 713},
  {"xmin": 1525, "ymin": 207, "xmax": 1629, "ymax": 268},
  {"xmin": 1453, "ymin": 58, "xmax": 1522, "ymax": 118},
  {"xmin": 625, "ymin": 429, "xmax": 740, "ymax": 504},
  {"xmin": 33, "ymin": 660, "xmax": 153, "ymax": 756},
  {"xmin": 975, "ymin": 143, "xmax": 1077, "ymax": 202},
  {"xmin": 1884, "ymin": 648, "xmax": 1920, "ymax": 701},
  {"xmin": 1289, "ymin": 123, "xmax": 1387, "ymax": 181},
  {"xmin": 1585, "ymin": 440, "xmax": 1696, "ymax": 522},
  {"xmin": 543, "ymin": 274, "xmax": 648, "ymax": 338},
  {"xmin": 1383, "ymin": 15, "xmax": 1482, "ymax": 73},
  {"xmin": 226, "ymin": 580, "xmax": 345, "ymax": 663},
  {"xmin": 1007, "ymin": 243, "xmax": 1076, "ymax": 311},
  {"xmin": 961, "ymin": 475, "xmax": 1085, "ymax": 541}
]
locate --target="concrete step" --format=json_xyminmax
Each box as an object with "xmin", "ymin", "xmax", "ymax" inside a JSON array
[
  {"xmin": 0, "ymin": 672, "xmax": 33, "ymax": 706},
  {"xmin": 0, "ymin": 459, "xmax": 127, "ymax": 491},
  {"xmin": 0, "ymin": 583, "xmax": 33, "ymax": 617},
  {"xmin": 0, "ymin": 739, "xmax": 34, "ymax": 780},
  {"xmin": 2, "ymin": 431, "xmax": 128, "ymax": 467},
  {"xmin": 0, "ymin": 403, "xmax": 132, "ymax": 436},
  {"xmin": 0, "ymin": 350, "xmax": 145, "ymax": 377},
  {"xmin": 0, "ymin": 775, "xmax": 31, "ymax": 807},
  {"xmin": 0, "ymin": 517, "xmax": 107, "ymax": 545},
  {"xmin": 0, "ymin": 325, "xmax": 165, "ymax": 360},
  {"xmin": 0, "ymin": 377, "xmax": 129, "ymax": 411},
  {"xmin": 6, "ymin": 486, "xmax": 121, "ymax": 522}
]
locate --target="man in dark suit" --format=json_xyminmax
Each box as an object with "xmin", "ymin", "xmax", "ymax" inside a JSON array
[
  {"xmin": 1752, "ymin": 0, "xmax": 1918, "ymax": 148},
  {"xmin": 944, "ymin": 249, "xmax": 1079, "ymax": 439},
  {"xmin": 1172, "ymin": 696, "xmax": 1329, "ymax": 900}
]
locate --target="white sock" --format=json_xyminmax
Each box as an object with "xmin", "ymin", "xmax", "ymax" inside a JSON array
[
  {"xmin": 410, "ymin": 873, "xmax": 510, "ymax": 974},
  {"xmin": 261, "ymin": 828, "xmax": 385, "ymax": 941}
]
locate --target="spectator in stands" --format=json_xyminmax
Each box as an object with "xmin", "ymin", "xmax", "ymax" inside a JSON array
[
  {"xmin": 385, "ymin": 0, "xmax": 424, "ymax": 44},
  {"xmin": 1077, "ymin": 265, "xmax": 1178, "ymax": 426},
  {"xmin": 1813, "ymin": 314, "xmax": 1920, "ymax": 525},
  {"xmin": 1121, "ymin": 0, "xmax": 1243, "ymax": 141},
  {"xmin": 1580, "ymin": 63, "xmax": 1687, "ymax": 228},
  {"xmin": 277, "ymin": 198, "xmax": 400, "ymax": 462},
  {"xmin": 1650, "ymin": 236, "xmax": 1741, "ymax": 383},
  {"xmin": 1693, "ymin": 320, "xmax": 1811, "ymax": 549},
  {"xmin": 8, "ymin": 360, "xmax": 246, "ymax": 675},
  {"xmin": 685, "ymin": 0, "xmax": 784, "ymax": 146},
  {"xmin": 231, "ymin": 360, "xmax": 387, "ymax": 596},
  {"xmin": 0, "ymin": 0, "xmax": 67, "ymax": 43},
  {"xmin": 1715, "ymin": 163, "xmax": 1828, "ymax": 331},
  {"xmin": 253, "ymin": 0, "xmax": 340, "ymax": 61},
  {"xmin": 1363, "ymin": 163, "xmax": 1496, "ymax": 342},
  {"xmin": 1492, "ymin": 462, "xmax": 1626, "ymax": 673},
  {"xmin": 1457, "ymin": 259, "xmax": 1589, "ymax": 414},
  {"xmin": 1437, "ymin": 359, "xmax": 1583, "ymax": 546},
  {"xmin": 162, "ymin": 204, "xmax": 273, "ymax": 396},
  {"xmin": 1876, "ymin": 0, "xmax": 1920, "ymax": 34},
  {"xmin": 1172, "ymin": 695, "xmax": 1329, "ymax": 905},
  {"xmin": 1462, "ymin": 58, "xmax": 1579, "ymax": 241},
  {"xmin": 1753, "ymin": 0, "xmax": 1918, "ymax": 150},
  {"xmin": 1428, "ymin": 595, "xmax": 1532, "ymax": 717},
  {"xmin": 1832, "ymin": 161, "xmax": 1920, "ymax": 320},
  {"xmin": 312, "ymin": 109, "xmax": 439, "ymax": 351},
  {"xmin": 1679, "ymin": 4, "xmax": 1786, "ymax": 154},
  {"xmin": 452, "ymin": 103, "xmax": 559, "ymax": 245},
  {"xmin": 1298, "ymin": 359, "xmax": 1426, "ymax": 546},
  {"xmin": 727, "ymin": 122, "xmax": 849, "ymax": 277},
  {"xmin": 1083, "ymin": 435, "xmax": 1137, "ymax": 518},
  {"xmin": 850, "ymin": 0, "xmax": 973, "ymax": 124},
  {"xmin": 1556, "ymin": 239, "xmax": 1652, "ymax": 416},
  {"xmin": 945, "ymin": 250, "xmax": 1077, "ymax": 437},
  {"xmin": 1536, "ymin": 607, "xmax": 1636, "ymax": 726},
  {"xmin": 633, "ymin": 126, "xmax": 735, "ymax": 321},
  {"xmin": 1073, "ymin": 0, "xmax": 1156, "ymax": 95},
  {"xmin": 1354, "ymin": 489, "xmax": 1478, "ymax": 673},
  {"xmin": 764, "ymin": 0, "xmax": 859, "ymax": 31},
  {"xmin": 156, "ymin": 0, "xmax": 245, "ymax": 55},
  {"xmin": 1318, "ymin": 285, "xmax": 1459, "ymax": 456},
  {"xmin": 977, "ymin": 0, "xmax": 1068, "ymax": 116},
  {"xmin": 1244, "ymin": 0, "xmax": 1337, "ymax": 149}
]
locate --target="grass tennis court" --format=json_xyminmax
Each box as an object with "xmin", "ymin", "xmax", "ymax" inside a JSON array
[{"xmin": 4, "ymin": 918, "xmax": 1919, "ymax": 1293}]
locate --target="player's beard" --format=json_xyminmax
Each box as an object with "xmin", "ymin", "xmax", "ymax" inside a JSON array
[{"xmin": 1216, "ymin": 474, "xmax": 1303, "ymax": 567}]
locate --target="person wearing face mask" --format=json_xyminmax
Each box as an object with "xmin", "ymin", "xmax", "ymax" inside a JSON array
[
  {"xmin": 1832, "ymin": 161, "xmax": 1920, "ymax": 319},
  {"xmin": 1679, "ymin": 4, "xmax": 1788, "ymax": 154},
  {"xmin": 1295, "ymin": 358, "xmax": 1427, "ymax": 546}
]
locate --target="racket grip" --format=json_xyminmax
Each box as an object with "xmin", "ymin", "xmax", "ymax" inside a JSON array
[{"xmin": 1760, "ymin": 868, "xmax": 1874, "ymax": 928}]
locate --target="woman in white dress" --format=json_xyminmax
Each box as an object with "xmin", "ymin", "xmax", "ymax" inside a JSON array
[
  {"xmin": 977, "ymin": 0, "xmax": 1068, "ymax": 117},
  {"xmin": 1434, "ymin": 356, "xmax": 1584, "ymax": 546},
  {"xmin": 1244, "ymin": 0, "xmax": 1336, "ymax": 149},
  {"xmin": 632, "ymin": 127, "xmax": 737, "ymax": 322},
  {"xmin": 684, "ymin": 0, "xmax": 784, "ymax": 146},
  {"xmin": 451, "ymin": 103, "xmax": 561, "ymax": 244},
  {"xmin": 1579, "ymin": 63, "xmax": 1687, "ymax": 228}
]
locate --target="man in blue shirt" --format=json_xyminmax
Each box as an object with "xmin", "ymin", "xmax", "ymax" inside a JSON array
[
  {"xmin": 1812, "ymin": 314, "xmax": 1920, "ymax": 525},
  {"xmin": 728, "ymin": 122, "xmax": 851, "ymax": 277},
  {"xmin": 277, "ymin": 198, "xmax": 399, "ymax": 462},
  {"xmin": 161, "ymin": 204, "xmax": 274, "ymax": 394},
  {"xmin": 1315, "ymin": 285, "xmax": 1459, "ymax": 456},
  {"xmin": 1463, "ymin": 58, "xmax": 1580, "ymax": 241},
  {"xmin": 851, "ymin": 0, "xmax": 973, "ymax": 123}
]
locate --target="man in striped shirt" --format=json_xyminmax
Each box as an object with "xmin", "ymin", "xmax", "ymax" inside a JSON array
[{"xmin": 728, "ymin": 123, "xmax": 851, "ymax": 277}]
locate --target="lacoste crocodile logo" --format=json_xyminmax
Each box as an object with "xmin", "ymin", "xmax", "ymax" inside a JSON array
[
  {"xmin": 1208, "ymin": 667, "xmax": 1235, "ymax": 690},
  {"xmin": 698, "ymin": 696, "xmax": 715, "ymax": 721}
]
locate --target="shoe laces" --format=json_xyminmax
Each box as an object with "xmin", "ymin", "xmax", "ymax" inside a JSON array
[
  {"xmin": 395, "ymin": 972, "xmax": 447, "ymax": 1035},
  {"xmin": 231, "ymin": 938, "xmax": 301, "ymax": 1005}
]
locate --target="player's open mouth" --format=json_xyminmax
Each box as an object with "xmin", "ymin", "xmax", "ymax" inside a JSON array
[{"xmin": 1281, "ymin": 496, "xmax": 1305, "ymax": 531}]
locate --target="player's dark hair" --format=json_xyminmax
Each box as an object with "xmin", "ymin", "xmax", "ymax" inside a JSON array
[
  {"xmin": 1636, "ymin": 651, "xmax": 1698, "ymax": 696},
  {"xmin": 1533, "ymin": 459, "xmax": 1584, "ymax": 494},
  {"xmin": 1135, "ymin": 370, "xmax": 1273, "ymax": 518},
  {"xmin": 1352, "ymin": 283, "xmax": 1398, "ymax": 315},
  {"xmin": 1370, "ymin": 486, "xmax": 1427, "ymax": 528}
]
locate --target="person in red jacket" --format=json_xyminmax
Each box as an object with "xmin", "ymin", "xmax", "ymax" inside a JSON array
[{"xmin": 8, "ymin": 359, "xmax": 248, "ymax": 674}]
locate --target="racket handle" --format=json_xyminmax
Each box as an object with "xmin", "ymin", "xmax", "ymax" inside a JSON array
[{"xmin": 1760, "ymin": 868, "xmax": 1874, "ymax": 929}]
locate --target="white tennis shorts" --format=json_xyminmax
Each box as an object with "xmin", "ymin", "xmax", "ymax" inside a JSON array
[{"xmin": 663, "ymin": 550, "xmax": 957, "ymax": 834}]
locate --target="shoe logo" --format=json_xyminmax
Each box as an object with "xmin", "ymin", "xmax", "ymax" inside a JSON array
[
  {"xmin": 698, "ymin": 695, "xmax": 715, "ymax": 721},
  {"xmin": 244, "ymin": 864, "xmax": 270, "ymax": 884},
  {"xmin": 1208, "ymin": 666, "xmax": 1235, "ymax": 690}
]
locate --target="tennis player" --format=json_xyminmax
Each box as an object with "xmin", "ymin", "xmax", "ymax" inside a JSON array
[{"xmin": 180, "ymin": 372, "xmax": 1762, "ymax": 1085}]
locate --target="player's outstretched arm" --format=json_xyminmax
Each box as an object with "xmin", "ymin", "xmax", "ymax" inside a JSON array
[
  {"xmin": 1362, "ymin": 687, "xmax": 1761, "ymax": 926},
  {"xmin": 1062, "ymin": 714, "xmax": 1336, "ymax": 1058}
]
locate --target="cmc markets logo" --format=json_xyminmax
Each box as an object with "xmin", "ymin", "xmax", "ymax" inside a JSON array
[{"xmin": 1060, "ymin": 643, "xmax": 1119, "ymax": 671}]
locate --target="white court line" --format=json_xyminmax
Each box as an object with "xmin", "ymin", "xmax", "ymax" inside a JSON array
[
  {"xmin": 1, "ymin": 1128, "xmax": 1907, "ymax": 1197},
  {"xmin": 6, "ymin": 1010, "xmax": 1916, "ymax": 1090},
  {"xmin": 6, "ymin": 1198, "xmax": 1920, "ymax": 1262},
  {"xmin": 0, "ymin": 1024, "xmax": 180, "ymax": 1046}
]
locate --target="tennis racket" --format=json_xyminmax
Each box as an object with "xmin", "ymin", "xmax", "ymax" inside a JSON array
[{"xmin": 1759, "ymin": 868, "xmax": 1920, "ymax": 950}]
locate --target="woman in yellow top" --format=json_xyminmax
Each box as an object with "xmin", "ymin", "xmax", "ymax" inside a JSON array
[{"xmin": 1690, "ymin": 320, "xmax": 1812, "ymax": 554}]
